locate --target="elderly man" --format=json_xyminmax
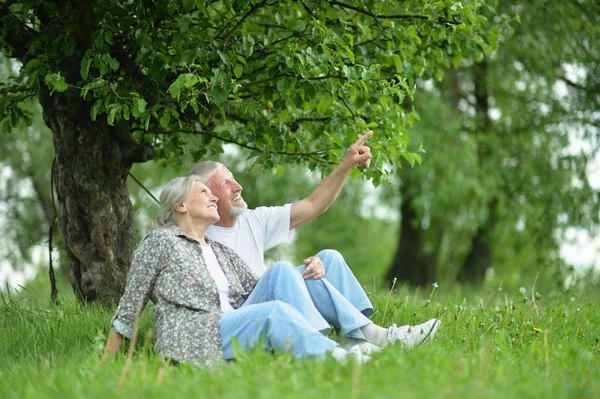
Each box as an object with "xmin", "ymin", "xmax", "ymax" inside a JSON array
[{"xmin": 187, "ymin": 131, "xmax": 440, "ymax": 351}]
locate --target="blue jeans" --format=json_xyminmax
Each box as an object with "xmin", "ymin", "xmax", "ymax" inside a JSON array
[
  {"xmin": 298, "ymin": 249, "xmax": 374, "ymax": 339},
  {"xmin": 221, "ymin": 262, "xmax": 338, "ymax": 359},
  {"xmin": 253, "ymin": 252, "xmax": 373, "ymax": 339},
  {"xmin": 220, "ymin": 301, "xmax": 339, "ymax": 360}
]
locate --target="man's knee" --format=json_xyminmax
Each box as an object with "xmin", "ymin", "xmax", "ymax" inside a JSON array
[
  {"xmin": 269, "ymin": 261, "xmax": 301, "ymax": 276},
  {"xmin": 316, "ymin": 249, "xmax": 347, "ymax": 270}
]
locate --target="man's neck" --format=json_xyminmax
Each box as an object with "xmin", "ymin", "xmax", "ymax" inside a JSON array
[{"xmin": 214, "ymin": 216, "xmax": 238, "ymax": 228}]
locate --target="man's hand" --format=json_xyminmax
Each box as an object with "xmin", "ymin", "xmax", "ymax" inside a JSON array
[
  {"xmin": 343, "ymin": 130, "xmax": 373, "ymax": 169},
  {"xmin": 302, "ymin": 256, "xmax": 325, "ymax": 280}
]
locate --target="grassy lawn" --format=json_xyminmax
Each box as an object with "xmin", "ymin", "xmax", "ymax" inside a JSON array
[{"xmin": 1, "ymin": 280, "xmax": 599, "ymax": 399}]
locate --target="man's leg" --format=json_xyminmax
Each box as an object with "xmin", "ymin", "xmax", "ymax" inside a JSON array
[
  {"xmin": 242, "ymin": 262, "xmax": 330, "ymax": 334},
  {"xmin": 312, "ymin": 249, "xmax": 374, "ymax": 317},
  {"xmin": 221, "ymin": 301, "xmax": 339, "ymax": 359},
  {"xmin": 299, "ymin": 249, "xmax": 441, "ymax": 348},
  {"xmin": 245, "ymin": 260, "xmax": 372, "ymax": 340}
]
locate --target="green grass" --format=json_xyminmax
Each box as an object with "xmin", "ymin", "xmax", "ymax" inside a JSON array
[{"xmin": 1, "ymin": 281, "xmax": 599, "ymax": 399}]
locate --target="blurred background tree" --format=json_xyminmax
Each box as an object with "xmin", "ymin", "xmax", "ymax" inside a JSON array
[{"xmin": 386, "ymin": 0, "xmax": 600, "ymax": 290}]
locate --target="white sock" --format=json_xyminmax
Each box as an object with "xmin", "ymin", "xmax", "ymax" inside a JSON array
[{"xmin": 360, "ymin": 323, "xmax": 389, "ymax": 348}]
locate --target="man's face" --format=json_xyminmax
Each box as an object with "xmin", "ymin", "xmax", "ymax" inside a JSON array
[{"xmin": 208, "ymin": 166, "xmax": 248, "ymax": 219}]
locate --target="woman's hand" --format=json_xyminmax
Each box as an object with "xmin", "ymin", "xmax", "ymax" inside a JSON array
[{"xmin": 101, "ymin": 327, "xmax": 123, "ymax": 361}]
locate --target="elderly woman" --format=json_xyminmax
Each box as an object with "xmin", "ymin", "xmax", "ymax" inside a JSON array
[{"xmin": 102, "ymin": 175, "xmax": 371, "ymax": 367}]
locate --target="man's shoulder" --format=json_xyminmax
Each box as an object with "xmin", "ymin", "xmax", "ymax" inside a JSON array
[{"xmin": 246, "ymin": 204, "xmax": 290, "ymax": 220}]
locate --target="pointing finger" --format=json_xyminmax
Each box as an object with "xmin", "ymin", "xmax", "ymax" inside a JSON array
[{"xmin": 353, "ymin": 130, "xmax": 373, "ymax": 147}]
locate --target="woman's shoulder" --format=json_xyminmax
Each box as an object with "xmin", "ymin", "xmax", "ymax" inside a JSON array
[{"xmin": 139, "ymin": 226, "xmax": 180, "ymax": 248}]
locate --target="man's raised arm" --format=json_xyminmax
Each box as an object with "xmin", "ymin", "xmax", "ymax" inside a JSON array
[{"xmin": 290, "ymin": 130, "xmax": 373, "ymax": 230}]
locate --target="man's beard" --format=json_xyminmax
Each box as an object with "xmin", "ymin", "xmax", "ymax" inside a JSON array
[{"xmin": 229, "ymin": 196, "xmax": 248, "ymax": 218}]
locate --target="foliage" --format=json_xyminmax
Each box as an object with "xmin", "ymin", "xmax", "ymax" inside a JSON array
[
  {"xmin": 1, "ymin": 0, "xmax": 509, "ymax": 182},
  {"xmin": 2, "ymin": 282, "xmax": 600, "ymax": 398}
]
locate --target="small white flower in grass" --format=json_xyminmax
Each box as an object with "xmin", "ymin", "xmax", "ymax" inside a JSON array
[
  {"xmin": 433, "ymin": 282, "xmax": 439, "ymax": 288},
  {"xmin": 519, "ymin": 287, "xmax": 526, "ymax": 295}
]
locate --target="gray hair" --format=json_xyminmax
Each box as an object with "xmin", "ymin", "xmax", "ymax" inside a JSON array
[
  {"xmin": 186, "ymin": 161, "xmax": 223, "ymax": 185},
  {"xmin": 148, "ymin": 175, "xmax": 202, "ymax": 232}
]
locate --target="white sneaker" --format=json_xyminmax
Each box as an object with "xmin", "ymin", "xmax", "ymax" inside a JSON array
[
  {"xmin": 331, "ymin": 345, "xmax": 371, "ymax": 364},
  {"xmin": 388, "ymin": 319, "xmax": 441, "ymax": 349},
  {"xmin": 347, "ymin": 344, "xmax": 372, "ymax": 363},
  {"xmin": 343, "ymin": 340, "xmax": 382, "ymax": 356}
]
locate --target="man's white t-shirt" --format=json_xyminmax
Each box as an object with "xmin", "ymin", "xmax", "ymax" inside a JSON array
[
  {"xmin": 206, "ymin": 204, "xmax": 295, "ymax": 277},
  {"xmin": 201, "ymin": 244, "xmax": 235, "ymax": 313}
]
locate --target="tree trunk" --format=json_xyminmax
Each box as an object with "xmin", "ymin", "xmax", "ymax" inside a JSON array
[
  {"xmin": 457, "ymin": 227, "xmax": 492, "ymax": 283},
  {"xmin": 386, "ymin": 194, "xmax": 437, "ymax": 286},
  {"xmin": 38, "ymin": 81, "xmax": 153, "ymax": 304},
  {"xmin": 457, "ymin": 60, "xmax": 496, "ymax": 284}
]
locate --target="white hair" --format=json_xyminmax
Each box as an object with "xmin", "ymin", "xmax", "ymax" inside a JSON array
[
  {"xmin": 148, "ymin": 175, "xmax": 202, "ymax": 232},
  {"xmin": 186, "ymin": 161, "xmax": 223, "ymax": 185}
]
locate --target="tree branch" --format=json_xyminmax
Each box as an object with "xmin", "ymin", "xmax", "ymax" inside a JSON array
[
  {"xmin": 0, "ymin": 0, "xmax": 37, "ymax": 60},
  {"xmin": 220, "ymin": 0, "xmax": 269, "ymax": 48},
  {"xmin": 120, "ymin": 142, "xmax": 156, "ymax": 163},
  {"xmin": 152, "ymin": 127, "xmax": 335, "ymax": 162},
  {"xmin": 329, "ymin": 1, "xmax": 461, "ymax": 25},
  {"xmin": 560, "ymin": 76, "xmax": 586, "ymax": 91},
  {"xmin": 337, "ymin": 95, "xmax": 356, "ymax": 119},
  {"xmin": 298, "ymin": 0, "xmax": 321, "ymax": 39}
]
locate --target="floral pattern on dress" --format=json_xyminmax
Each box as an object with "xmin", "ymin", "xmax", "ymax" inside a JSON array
[{"xmin": 111, "ymin": 225, "xmax": 259, "ymax": 367}]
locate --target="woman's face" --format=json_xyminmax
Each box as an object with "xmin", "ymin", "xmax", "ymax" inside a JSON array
[{"xmin": 180, "ymin": 181, "xmax": 220, "ymax": 224}]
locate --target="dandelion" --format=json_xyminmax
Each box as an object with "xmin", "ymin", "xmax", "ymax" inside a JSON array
[
  {"xmin": 519, "ymin": 287, "xmax": 526, "ymax": 295},
  {"xmin": 533, "ymin": 327, "xmax": 543, "ymax": 333},
  {"xmin": 427, "ymin": 281, "xmax": 438, "ymax": 306}
]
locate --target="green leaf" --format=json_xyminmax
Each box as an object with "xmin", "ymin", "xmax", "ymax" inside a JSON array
[
  {"xmin": 392, "ymin": 55, "xmax": 403, "ymax": 74},
  {"xmin": 233, "ymin": 63, "xmax": 243, "ymax": 79},
  {"xmin": 218, "ymin": 51, "xmax": 230, "ymax": 65},
  {"xmin": 178, "ymin": 16, "xmax": 191, "ymax": 33},
  {"xmin": 106, "ymin": 56, "xmax": 120, "ymax": 71},
  {"xmin": 132, "ymin": 97, "xmax": 147, "ymax": 118},
  {"xmin": 276, "ymin": 78, "xmax": 286, "ymax": 93},
  {"xmin": 90, "ymin": 101, "xmax": 102, "ymax": 121},
  {"xmin": 413, "ymin": 153, "xmax": 422, "ymax": 165},
  {"xmin": 182, "ymin": 0, "xmax": 194, "ymax": 12},
  {"xmin": 80, "ymin": 58, "xmax": 93, "ymax": 80},
  {"xmin": 44, "ymin": 73, "xmax": 68, "ymax": 94},
  {"xmin": 107, "ymin": 106, "xmax": 118, "ymax": 125},
  {"xmin": 159, "ymin": 111, "xmax": 171, "ymax": 128},
  {"xmin": 401, "ymin": 152, "xmax": 415, "ymax": 167}
]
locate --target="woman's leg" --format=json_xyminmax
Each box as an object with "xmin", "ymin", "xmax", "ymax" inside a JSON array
[{"xmin": 221, "ymin": 301, "xmax": 339, "ymax": 360}]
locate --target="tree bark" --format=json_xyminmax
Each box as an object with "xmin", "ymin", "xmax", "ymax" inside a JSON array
[
  {"xmin": 386, "ymin": 192, "xmax": 437, "ymax": 286},
  {"xmin": 38, "ymin": 80, "xmax": 152, "ymax": 304}
]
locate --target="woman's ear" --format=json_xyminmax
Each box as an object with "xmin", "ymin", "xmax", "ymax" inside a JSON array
[{"xmin": 175, "ymin": 202, "xmax": 187, "ymax": 213}]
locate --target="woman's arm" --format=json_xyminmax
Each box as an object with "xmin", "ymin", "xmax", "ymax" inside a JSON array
[
  {"xmin": 101, "ymin": 327, "xmax": 123, "ymax": 361},
  {"xmin": 110, "ymin": 231, "xmax": 168, "ymax": 339}
]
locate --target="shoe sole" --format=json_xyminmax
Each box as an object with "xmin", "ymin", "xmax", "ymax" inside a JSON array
[{"xmin": 416, "ymin": 319, "xmax": 441, "ymax": 347}]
